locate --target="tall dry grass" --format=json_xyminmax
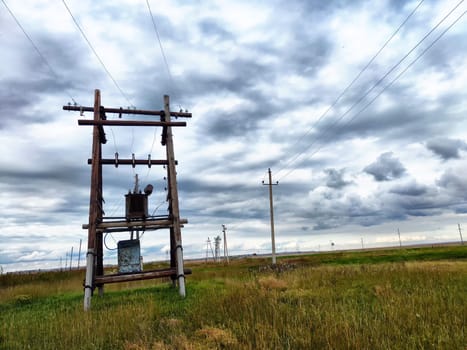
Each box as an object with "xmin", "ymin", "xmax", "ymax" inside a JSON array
[{"xmin": 0, "ymin": 250, "xmax": 466, "ymax": 349}]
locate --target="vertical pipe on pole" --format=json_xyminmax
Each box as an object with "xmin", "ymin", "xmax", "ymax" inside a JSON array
[{"xmin": 164, "ymin": 95, "xmax": 186, "ymax": 297}]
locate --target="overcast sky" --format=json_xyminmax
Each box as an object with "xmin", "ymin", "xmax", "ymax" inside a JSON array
[{"xmin": 1, "ymin": 0, "xmax": 466, "ymax": 272}]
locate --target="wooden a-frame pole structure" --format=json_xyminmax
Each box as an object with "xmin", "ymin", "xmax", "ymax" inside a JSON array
[{"xmin": 64, "ymin": 90, "xmax": 191, "ymax": 311}]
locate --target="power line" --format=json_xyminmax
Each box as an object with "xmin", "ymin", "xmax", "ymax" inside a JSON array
[
  {"xmin": 1, "ymin": 0, "xmax": 78, "ymax": 105},
  {"xmin": 273, "ymin": 0, "xmax": 425, "ymax": 178},
  {"xmin": 276, "ymin": 0, "xmax": 465, "ymax": 181},
  {"xmin": 61, "ymin": 0, "xmax": 134, "ymax": 108},
  {"xmin": 145, "ymin": 0, "xmax": 176, "ymax": 94},
  {"xmin": 277, "ymin": 3, "xmax": 466, "ymax": 181}
]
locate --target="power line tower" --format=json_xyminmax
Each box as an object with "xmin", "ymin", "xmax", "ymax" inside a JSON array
[
  {"xmin": 64, "ymin": 90, "xmax": 192, "ymax": 311},
  {"xmin": 262, "ymin": 168, "xmax": 278, "ymax": 264},
  {"xmin": 214, "ymin": 236, "xmax": 221, "ymax": 263},
  {"xmin": 222, "ymin": 224, "xmax": 229, "ymax": 264}
]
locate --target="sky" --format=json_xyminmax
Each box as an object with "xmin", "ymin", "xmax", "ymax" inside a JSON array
[{"xmin": 1, "ymin": 0, "xmax": 467, "ymax": 272}]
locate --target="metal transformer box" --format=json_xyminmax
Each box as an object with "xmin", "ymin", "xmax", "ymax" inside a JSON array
[
  {"xmin": 117, "ymin": 239, "xmax": 142, "ymax": 273},
  {"xmin": 125, "ymin": 193, "xmax": 148, "ymax": 219}
]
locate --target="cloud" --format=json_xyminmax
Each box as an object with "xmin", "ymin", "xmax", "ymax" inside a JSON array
[
  {"xmin": 364, "ymin": 152, "xmax": 406, "ymax": 181},
  {"xmin": 389, "ymin": 181, "xmax": 428, "ymax": 196},
  {"xmin": 426, "ymin": 138, "xmax": 467, "ymax": 160},
  {"xmin": 323, "ymin": 168, "xmax": 352, "ymax": 189}
]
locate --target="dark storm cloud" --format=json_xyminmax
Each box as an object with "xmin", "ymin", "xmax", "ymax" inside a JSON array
[
  {"xmin": 323, "ymin": 168, "xmax": 352, "ymax": 189},
  {"xmin": 437, "ymin": 168, "xmax": 467, "ymax": 200},
  {"xmin": 426, "ymin": 138, "xmax": 467, "ymax": 160},
  {"xmin": 389, "ymin": 181, "xmax": 428, "ymax": 196},
  {"xmin": 364, "ymin": 152, "xmax": 406, "ymax": 181}
]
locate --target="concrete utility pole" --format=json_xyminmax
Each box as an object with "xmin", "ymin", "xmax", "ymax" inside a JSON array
[
  {"xmin": 262, "ymin": 168, "xmax": 278, "ymax": 264},
  {"xmin": 458, "ymin": 223, "xmax": 464, "ymax": 245},
  {"xmin": 222, "ymin": 225, "xmax": 229, "ymax": 264},
  {"xmin": 397, "ymin": 228, "xmax": 402, "ymax": 248},
  {"xmin": 77, "ymin": 239, "xmax": 82, "ymax": 270},
  {"xmin": 214, "ymin": 236, "xmax": 221, "ymax": 263},
  {"xmin": 205, "ymin": 238, "xmax": 214, "ymax": 262}
]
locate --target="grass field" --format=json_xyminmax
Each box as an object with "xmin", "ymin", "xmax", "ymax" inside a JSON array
[{"xmin": 1, "ymin": 245, "xmax": 466, "ymax": 349}]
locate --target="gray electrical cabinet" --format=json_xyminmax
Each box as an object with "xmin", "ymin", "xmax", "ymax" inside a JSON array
[{"xmin": 117, "ymin": 239, "xmax": 142, "ymax": 273}]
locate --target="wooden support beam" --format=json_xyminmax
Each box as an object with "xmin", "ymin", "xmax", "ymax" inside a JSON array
[
  {"xmin": 78, "ymin": 119, "xmax": 186, "ymax": 127},
  {"xmin": 94, "ymin": 268, "xmax": 192, "ymax": 285},
  {"xmin": 64, "ymin": 105, "xmax": 192, "ymax": 118},
  {"xmin": 87, "ymin": 158, "xmax": 174, "ymax": 166},
  {"xmin": 81, "ymin": 218, "xmax": 188, "ymax": 230}
]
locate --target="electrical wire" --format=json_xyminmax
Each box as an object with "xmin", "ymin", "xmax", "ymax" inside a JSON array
[
  {"xmin": 1, "ymin": 0, "xmax": 78, "ymax": 105},
  {"xmin": 275, "ymin": 0, "xmax": 465, "ymax": 181},
  {"xmin": 277, "ymin": 4, "xmax": 467, "ymax": 181},
  {"xmin": 145, "ymin": 0, "xmax": 176, "ymax": 94},
  {"xmin": 273, "ymin": 0, "xmax": 425, "ymax": 178},
  {"xmin": 61, "ymin": 0, "xmax": 135, "ymax": 108}
]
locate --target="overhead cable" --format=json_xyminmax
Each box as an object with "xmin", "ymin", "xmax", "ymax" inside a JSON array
[
  {"xmin": 274, "ymin": 0, "xmax": 426, "ymax": 178},
  {"xmin": 275, "ymin": 0, "xmax": 464, "ymax": 181},
  {"xmin": 277, "ymin": 3, "xmax": 466, "ymax": 181},
  {"xmin": 1, "ymin": 0, "xmax": 78, "ymax": 105},
  {"xmin": 61, "ymin": 0, "xmax": 135, "ymax": 108}
]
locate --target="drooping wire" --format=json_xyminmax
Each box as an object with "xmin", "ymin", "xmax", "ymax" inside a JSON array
[
  {"xmin": 273, "ymin": 0, "xmax": 425, "ymax": 178},
  {"xmin": 277, "ymin": 4, "xmax": 467, "ymax": 182},
  {"xmin": 61, "ymin": 0, "xmax": 135, "ymax": 108},
  {"xmin": 145, "ymin": 0, "xmax": 176, "ymax": 94},
  {"xmin": 275, "ymin": 0, "xmax": 465, "ymax": 181},
  {"xmin": 1, "ymin": 0, "xmax": 78, "ymax": 105}
]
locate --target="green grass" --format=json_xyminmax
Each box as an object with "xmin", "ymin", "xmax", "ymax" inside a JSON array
[{"xmin": 1, "ymin": 245, "xmax": 466, "ymax": 349}]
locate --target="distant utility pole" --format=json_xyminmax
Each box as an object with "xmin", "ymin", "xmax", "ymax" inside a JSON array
[
  {"xmin": 214, "ymin": 236, "xmax": 221, "ymax": 263},
  {"xmin": 262, "ymin": 168, "xmax": 278, "ymax": 264},
  {"xmin": 222, "ymin": 225, "xmax": 229, "ymax": 264},
  {"xmin": 458, "ymin": 224, "xmax": 464, "ymax": 245},
  {"xmin": 77, "ymin": 239, "xmax": 82, "ymax": 270},
  {"xmin": 69, "ymin": 246, "xmax": 74, "ymax": 271},
  {"xmin": 361, "ymin": 237, "xmax": 364, "ymax": 250},
  {"xmin": 205, "ymin": 238, "xmax": 214, "ymax": 262},
  {"xmin": 397, "ymin": 228, "xmax": 402, "ymax": 248}
]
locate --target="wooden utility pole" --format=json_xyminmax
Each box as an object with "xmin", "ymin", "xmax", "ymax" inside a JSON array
[
  {"xmin": 458, "ymin": 224, "xmax": 464, "ymax": 245},
  {"xmin": 222, "ymin": 225, "xmax": 229, "ymax": 264},
  {"xmin": 163, "ymin": 95, "xmax": 186, "ymax": 297},
  {"xmin": 262, "ymin": 168, "xmax": 278, "ymax": 264},
  {"xmin": 64, "ymin": 90, "xmax": 191, "ymax": 311}
]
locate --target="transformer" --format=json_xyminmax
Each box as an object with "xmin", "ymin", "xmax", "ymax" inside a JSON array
[{"xmin": 125, "ymin": 193, "xmax": 148, "ymax": 220}]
